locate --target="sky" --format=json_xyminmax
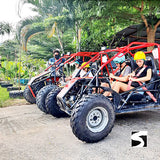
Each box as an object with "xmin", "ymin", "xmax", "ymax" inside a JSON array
[{"xmin": 0, "ymin": 0, "xmax": 38, "ymax": 42}]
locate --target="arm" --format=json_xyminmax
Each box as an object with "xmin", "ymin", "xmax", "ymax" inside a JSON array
[
  {"xmin": 110, "ymin": 73, "xmax": 129, "ymax": 82},
  {"xmin": 110, "ymin": 70, "xmax": 135, "ymax": 82},
  {"xmin": 122, "ymin": 66, "xmax": 131, "ymax": 76},
  {"xmin": 130, "ymin": 69, "xmax": 152, "ymax": 82},
  {"xmin": 65, "ymin": 76, "xmax": 72, "ymax": 81},
  {"xmin": 110, "ymin": 66, "xmax": 133, "ymax": 82}
]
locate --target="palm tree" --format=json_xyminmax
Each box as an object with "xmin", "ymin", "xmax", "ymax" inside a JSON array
[
  {"xmin": 0, "ymin": 22, "xmax": 12, "ymax": 35},
  {"xmin": 17, "ymin": 0, "xmax": 92, "ymax": 52},
  {"xmin": 16, "ymin": 16, "xmax": 43, "ymax": 49},
  {"xmin": 0, "ymin": 22, "xmax": 12, "ymax": 43}
]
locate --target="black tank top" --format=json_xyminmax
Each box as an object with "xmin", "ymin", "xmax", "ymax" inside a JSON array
[{"xmin": 131, "ymin": 66, "xmax": 151, "ymax": 87}]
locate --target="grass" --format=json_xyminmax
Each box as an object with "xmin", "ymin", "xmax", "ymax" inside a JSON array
[
  {"xmin": 0, "ymin": 86, "xmax": 10, "ymax": 107},
  {"xmin": 0, "ymin": 86, "xmax": 27, "ymax": 108}
]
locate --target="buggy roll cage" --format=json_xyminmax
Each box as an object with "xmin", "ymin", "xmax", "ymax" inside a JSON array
[
  {"xmin": 56, "ymin": 42, "xmax": 160, "ymax": 115},
  {"xmin": 55, "ymin": 51, "xmax": 99, "ymax": 71},
  {"xmin": 45, "ymin": 52, "xmax": 98, "ymax": 71},
  {"xmin": 81, "ymin": 42, "xmax": 160, "ymax": 99},
  {"xmin": 88, "ymin": 42, "xmax": 160, "ymax": 84},
  {"xmin": 27, "ymin": 51, "xmax": 100, "ymax": 98}
]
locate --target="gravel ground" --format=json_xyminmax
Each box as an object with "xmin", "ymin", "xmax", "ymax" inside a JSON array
[{"xmin": 0, "ymin": 104, "xmax": 160, "ymax": 160}]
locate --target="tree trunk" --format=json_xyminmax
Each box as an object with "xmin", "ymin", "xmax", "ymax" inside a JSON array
[
  {"xmin": 147, "ymin": 26, "xmax": 156, "ymax": 51},
  {"xmin": 146, "ymin": 26, "xmax": 159, "ymax": 69},
  {"xmin": 56, "ymin": 27, "xmax": 64, "ymax": 54},
  {"xmin": 78, "ymin": 28, "xmax": 81, "ymax": 52},
  {"xmin": 75, "ymin": 22, "xmax": 79, "ymax": 52}
]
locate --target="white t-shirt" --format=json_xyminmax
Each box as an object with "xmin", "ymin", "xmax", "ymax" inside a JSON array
[
  {"xmin": 80, "ymin": 70, "xmax": 93, "ymax": 77},
  {"xmin": 72, "ymin": 68, "xmax": 80, "ymax": 78}
]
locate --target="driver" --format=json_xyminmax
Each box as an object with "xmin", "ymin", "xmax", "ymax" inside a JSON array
[
  {"xmin": 47, "ymin": 49, "xmax": 65, "ymax": 74},
  {"xmin": 100, "ymin": 53, "xmax": 131, "ymax": 92},
  {"xmin": 110, "ymin": 53, "xmax": 131, "ymax": 78}
]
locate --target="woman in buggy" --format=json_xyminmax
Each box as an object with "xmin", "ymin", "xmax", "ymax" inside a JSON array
[
  {"xmin": 103, "ymin": 51, "xmax": 152, "ymax": 96},
  {"xmin": 100, "ymin": 53, "xmax": 131, "ymax": 93}
]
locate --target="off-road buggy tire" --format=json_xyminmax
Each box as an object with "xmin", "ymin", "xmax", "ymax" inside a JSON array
[
  {"xmin": 7, "ymin": 86, "xmax": 21, "ymax": 91},
  {"xmin": 23, "ymin": 85, "xmax": 36, "ymax": 104},
  {"xmin": 9, "ymin": 90, "xmax": 24, "ymax": 98},
  {"xmin": 45, "ymin": 87, "xmax": 69, "ymax": 118},
  {"xmin": 1, "ymin": 83, "xmax": 13, "ymax": 88},
  {"xmin": 36, "ymin": 85, "xmax": 57, "ymax": 113},
  {"xmin": 70, "ymin": 94, "xmax": 115, "ymax": 143}
]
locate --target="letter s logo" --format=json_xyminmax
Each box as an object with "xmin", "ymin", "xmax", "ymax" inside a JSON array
[{"xmin": 131, "ymin": 131, "xmax": 147, "ymax": 147}]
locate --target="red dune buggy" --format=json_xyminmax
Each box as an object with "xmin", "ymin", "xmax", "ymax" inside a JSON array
[
  {"xmin": 23, "ymin": 54, "xmax": 70, "ymax": 104},
  {"xmin": 33, "ymin": 51, "xmax": 100, "ymax": 113},
  {"xmin": 45, "ymin": 48, "xmax": 116, "ymax": 117},
  {"xmin": 55, "ymin": 42, "xmax": 160, "ymax": 143}
]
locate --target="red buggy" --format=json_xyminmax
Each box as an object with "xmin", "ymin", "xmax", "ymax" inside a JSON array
[{"xmin": 54, "ymin": 42, "xmax": 160, "ymax": 143}]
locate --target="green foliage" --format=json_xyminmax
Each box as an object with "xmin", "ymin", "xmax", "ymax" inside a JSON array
[
  {"xmin": 0, "ymin": 86, "xmax": 9, "ymax": 107},
  {"xmin": 16, "ymin": 16, "xmax": 43, "ymax": 43},
  {"xmin": 20, "ymin": 54, "xmax": 46, "ymax": 78},
  {"xmin": 0, "ymin": 61, "xmax": 18, "ymax": 81},
  {"xmin": 27, "ymin": 33, "xmax": 60, "ymax": 59},
  {"xmin": 12, "ymin": 0, "xmax": 160, "ymax": 58},
  {"xmin": 0, "ymin": 54, "xmax": 46, "ymax": 81},
  {"xmin": 0, "ymin": 22, "xmax": 12, "ymax": 35},
  {"xmin": 0, "ymin": 40, "xmax": 19, "ymax": 61}
]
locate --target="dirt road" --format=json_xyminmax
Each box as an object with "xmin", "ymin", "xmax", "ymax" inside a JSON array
[{"xmin": 0, "ymin": 104, "xmax": 160, "ymax": 160}]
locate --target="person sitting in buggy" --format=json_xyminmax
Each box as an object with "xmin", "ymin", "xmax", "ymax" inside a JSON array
[
  {"xmin": 101, "ymin": 53, "xmax": 131, "ymax": 92},
  {"xmin": 109, "ymin": 53, "xmax": 131, "ymax": 81},
  {"xmin": 80, "ymin": 62, "xmax": 93, "ymax": 77},
  {"xmin": 47, "ymin": 49, "xmax": 65, "ymax": 76},
  {"xmin": 65, "ymin": 59, "xmax": 83, "ymax": 81},
  {"xmin": 103, "ymin": 51, "xmax": 152, "ymax": 96}
]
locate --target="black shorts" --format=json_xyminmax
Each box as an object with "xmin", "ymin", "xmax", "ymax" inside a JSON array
[{"xmin": 131, "ymin": 82, "xmax": 140, "ymax": 88}]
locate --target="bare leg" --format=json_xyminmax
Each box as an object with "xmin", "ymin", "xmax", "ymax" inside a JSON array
[
  {"xmin": 112, "ymin": 81, "xmax": 134, "ymax": 92},
  {"xmin": 92, "ymin": 82, "xmax": 108, "ymax": 93},
  {"xmin": 100, "ymin": 82, "xmax": 109, "ymax": 93},
  {"xmin": 103, "ymin": 81, "xmax": 134, "ymax": 97},
  {"xmin": 102, "ymin": 82, "xmax": 115, "ymax": 96}
]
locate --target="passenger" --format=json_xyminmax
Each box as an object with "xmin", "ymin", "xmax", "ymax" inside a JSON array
[
  {"xmin": 103, "ymin": 51, "xmax": 152, "ymax": 96},
  {"xmin": 65, "ymin": 59, "xmax": 83, "ymax": 81},
  {"xmin": 101, "ymin": 53, "xmax": 131, "ymax": 91},
  {"xmin": 47, "ymin": 49, "xmax": 65, "ymax": 69},
  {"xmin": 47, "ymin": 49, "xmax": 61, "ymax": 67},
  {"xmin": 80, "ymin": 62, "xmax": 93, "ymax": 77}
]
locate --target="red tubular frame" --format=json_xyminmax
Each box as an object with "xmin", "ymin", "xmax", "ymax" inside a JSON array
[
  {"xmin": 99, "ymin": 42, "xmax": 160, "ymax": 76},
  {"xmin": 28, "ymin": 42, "xmax": 160, "ymax": 98},
  {"xmin": 28, "ymin": 52, "xmax": 99, "ymax": 97}
]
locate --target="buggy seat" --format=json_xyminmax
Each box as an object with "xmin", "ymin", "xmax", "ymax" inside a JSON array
[
  {"xmin": 144, "ymin": 56, "xmax": 158, "ymax": 90},
  {"xmin": 126, "ymin": 56, "xmax": 158, "ymax": 102}
]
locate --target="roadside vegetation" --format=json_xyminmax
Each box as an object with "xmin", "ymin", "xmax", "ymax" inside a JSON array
[
  {"xmin": 0, "ymin": 0, "xmax": 160, "ymax": 107},
  {"xmin": 0, "ymin": 86, "xmax": 9, "ymax": 107},
  {"xmin": 0, "ymin": 86, "xmax": 27, "ymax": 108}
]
